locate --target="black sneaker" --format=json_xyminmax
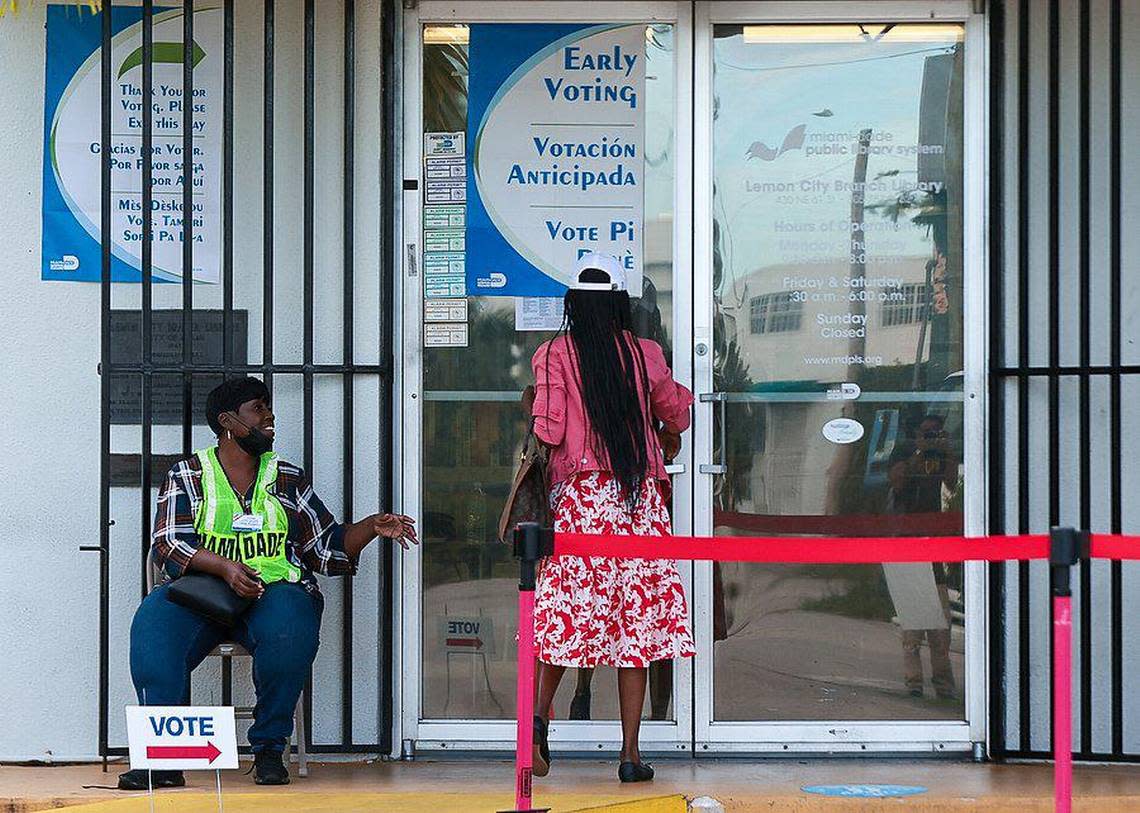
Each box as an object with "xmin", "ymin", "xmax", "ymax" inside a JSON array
[
  {"xmin": 253, "ymin": 751, "xmax": 290, "ymax": 785},
  {"xmin": 117, "ymin": 768, "xmax": 185, "ymax": 790},
  {"xmin": 532, "ymin": 716, "xmax": 551, "ymax": 778}
]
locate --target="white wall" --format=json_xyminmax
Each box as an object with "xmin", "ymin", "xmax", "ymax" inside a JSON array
[
  {"xmin": 0, "ymin": 0, "xmax": 388, "ymax": 760},
  {"xmin": 0, "ymin": 1, "xmax": 102, "ymax": 762}
]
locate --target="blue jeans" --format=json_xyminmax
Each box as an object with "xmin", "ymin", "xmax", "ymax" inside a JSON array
[{"xmin": 130, "ymin": 580, "xmax": 323, "ymax": 753}]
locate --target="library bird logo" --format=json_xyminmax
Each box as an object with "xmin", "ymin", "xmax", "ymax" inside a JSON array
[{"xmin": 746, "ymin": 124, "xmax": 807, "ymax": 161}]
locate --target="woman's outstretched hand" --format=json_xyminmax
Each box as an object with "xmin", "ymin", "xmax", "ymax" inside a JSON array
[{"xmin": 373, "ymin": 513, "xmax": 419, "ymax": 550}]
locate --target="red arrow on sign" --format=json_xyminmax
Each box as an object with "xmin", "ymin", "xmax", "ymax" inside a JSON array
[
  {"xmin": 446, "ymin": 637, "xmax": 483, "ymax": 649},
  {"xmin": 146, "ymin": 742, "xmax": 223, "ymax": 764}
]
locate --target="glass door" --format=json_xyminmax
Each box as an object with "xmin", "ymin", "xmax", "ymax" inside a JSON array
[
  {"xmin": 401, "ymin": 1, "xmax": 693, "ymax": 755},
  {"xmin": 691, "ymin": 1, "xmax": 987, "ymax": 752}
]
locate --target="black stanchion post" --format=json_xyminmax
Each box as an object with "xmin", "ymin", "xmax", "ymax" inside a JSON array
[
  {"xmin": 1049, "ymin": 526, "xmax": 1085, "ymax": 813},
  {"xmin": 504, "ymin": 523, "xmax": 553, "ymax": 813},
  {"xmin": 1050, "ymin": 526, "xmax": 1080, "ymax": 598}
]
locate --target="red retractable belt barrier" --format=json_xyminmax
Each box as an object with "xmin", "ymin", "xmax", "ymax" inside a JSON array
[
  {"xmin": 506, "ymin": 526, "xmax": 1140, "ymax": 813},
  {"xmin": 713, "ymin": 509, "xmax": 965, "ymax": 537},
  {"xmin": 1089, "ymin": 534, "xmax": 1140, "ymax": 560},
  {"xmin": 556, "ymin": 532, "xmax": 1050, "ymax": 563}
]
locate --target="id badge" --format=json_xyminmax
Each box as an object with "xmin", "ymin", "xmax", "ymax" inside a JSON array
[{"xmin": 232, "ymin": 513, "xmax": 264, "ymax": 533}]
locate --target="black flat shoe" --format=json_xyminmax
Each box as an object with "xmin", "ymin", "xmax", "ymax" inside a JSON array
[
  {"xmin": 568, "ymin": 689, "xmax": 592, "ymax": 720},
  {"xmin": 117, "ymin": 769, "xmax": 185, "ymax": 790},
  {"xmin": 618, "ymin": 761, "xmax": 654, "ymax": 783},
  {"xmin": 532, "ymin": 716, "xmax": 551, "ymax": 777}
]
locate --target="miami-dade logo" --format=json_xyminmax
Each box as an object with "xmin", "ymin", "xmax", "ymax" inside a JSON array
[
  {"xmin": 49, "ymin": 254, "xmax": 80, "ymax": 272},
  {"xmin": 475, "ymin": 272, "xmax": 507, "ymax": 289}
]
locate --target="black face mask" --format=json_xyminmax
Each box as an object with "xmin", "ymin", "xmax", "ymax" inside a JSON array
[{"xmin": 229, "ymin": 415, "xmax": 274, "ymax": 457}]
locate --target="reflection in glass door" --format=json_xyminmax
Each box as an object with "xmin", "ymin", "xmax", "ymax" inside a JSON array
[
  {"xmin": 404, "ymin": 2, "xmax": 693, "ymax": 753},
  {"xmin": 694, "ymin": 5, "xmax": 982, "ymax": 750}
]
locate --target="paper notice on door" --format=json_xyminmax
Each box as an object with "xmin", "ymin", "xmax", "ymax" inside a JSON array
[
  {"xmin": 423, "ymin": 205, "xmax": 466, "ymax": 230},
  {"xmin": 425, "ymin": 179, "xmax": 466, "ymax": 204},
  {"xmin": 882, "ymin": 563, "xmax": 950, "ymax": 631},
  {"xmin": 424, "ymin": 132, "xmax": 465, "ymax": 158},
  {"xmin": 424, "ymin": 229, "xmax": 466, "ymax": 254},
  {"xmin": 424, "ymin": 323, "xmax": 469, "ymax": 347},
  {"xmin": 425, "ymin": 156, "xmax": 467, "ymax": 180},
  {"xmin": 424, "ymin": 299, "xmax": 469, "ymax": 323},
  {"xmin": 515, "ymin": 297, "xmax": 565, "ymax": 331}
]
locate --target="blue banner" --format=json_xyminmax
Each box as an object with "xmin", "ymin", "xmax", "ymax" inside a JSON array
[{"xmin": 464, "ymin": 23, "xmax": 645, "ymax": 297}]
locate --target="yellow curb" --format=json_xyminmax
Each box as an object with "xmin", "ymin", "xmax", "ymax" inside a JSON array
[
  {"xmin": 568, "ymin": 795, "xmax": 687, "ymax": 813},
  {"xmin": 30, "ymin": 791, "xmax": 682, "ymax": 813},
  {"xmin": 695, "ymin": 795, "xmax": 1140, "ymax": 812}
]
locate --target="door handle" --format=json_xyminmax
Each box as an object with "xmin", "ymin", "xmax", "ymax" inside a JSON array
[
  {"xmin": 698, "ymin": 392, "xmax": 727, "ymax": 475},
  {"xmin": 664, "ymin": 463, "xmax": 686, "ymax": 476}
]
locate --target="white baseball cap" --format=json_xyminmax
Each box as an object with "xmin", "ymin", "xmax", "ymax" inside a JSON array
[{"xmin": 570, "ymin": 252, "xmax": 628, "ymax": 292}]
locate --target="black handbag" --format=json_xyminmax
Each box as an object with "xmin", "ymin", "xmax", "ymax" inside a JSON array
[{"xmin": 166, "ymin": 572, "xmax": 254, "ymax": 627}]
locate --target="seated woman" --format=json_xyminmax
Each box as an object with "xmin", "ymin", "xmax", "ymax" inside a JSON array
[{"xmin": 120, "ymin": 377, "xmax": 416, "ymax": 789}]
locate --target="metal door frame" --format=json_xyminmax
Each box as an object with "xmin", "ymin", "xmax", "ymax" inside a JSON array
[
  {"xmin": 398, "ymin": 0, "xmax": 695, "ymax": 755},
  {"xmin": 690, "ymin": 0, "xmax": 989, "ymax": 754}
]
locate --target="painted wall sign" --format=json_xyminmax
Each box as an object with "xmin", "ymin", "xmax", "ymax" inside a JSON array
[
  {"xmin": 42, "ymin": 6, "xmax": 222, "ymax": 283},
  {"xmin": 822, "ymin": 417, "xmax": 864, "ymax": 444},
  {"xmin": 465, "ymin": 23, "xmax": 645, "ymax": 297}
]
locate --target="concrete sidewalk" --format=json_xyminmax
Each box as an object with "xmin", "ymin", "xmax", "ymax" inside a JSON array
[{"xmin": 3, "ymin": 758, "xmax": 1140, "ymax": 812}]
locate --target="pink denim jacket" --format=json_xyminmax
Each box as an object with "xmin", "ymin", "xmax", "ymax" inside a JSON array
[{"xmin": 530, "ymin": 333, "xmax": 694, "ymax": 487}]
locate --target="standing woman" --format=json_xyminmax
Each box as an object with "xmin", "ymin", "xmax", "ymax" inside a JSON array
[{"xmin": 522, "ymin": 253, "xmax": 695, "ymax": 783}]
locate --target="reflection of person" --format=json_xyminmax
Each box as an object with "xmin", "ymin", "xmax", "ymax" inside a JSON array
[
  {"xmin": 886, "ymin": 414, "xmax": 957, "ymax": 699},
  {"xmin": 119, "ymin": 378, "xmax": 417, "ymax": 790},
  {"xmin": 522, "ymin": 253, "xmax": 695, "ymax": 783}
]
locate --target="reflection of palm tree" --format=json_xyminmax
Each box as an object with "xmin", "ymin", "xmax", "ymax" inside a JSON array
[
  {"xmin": 868, "ymin": 186, "xmax": 949, "ymax": 391},
  {"xmin": 712, "ymin": 171, "xmax": 758, "ymax": 510},
  {"xmin": 423, "ymin": 42, "xmax": 469, "ymax": 133},
  {"xmin": 713, "ymin": 340, "xmax": 758, "ymax": 511},
  {"xmin": 868, "ymin": 46, "xmax": 964, "ymax": 388}
]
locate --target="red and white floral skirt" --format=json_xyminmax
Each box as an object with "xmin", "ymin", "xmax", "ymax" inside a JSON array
[{"xmin": 534, "ymin": 471, "xmax": 696, "ymax": 668}]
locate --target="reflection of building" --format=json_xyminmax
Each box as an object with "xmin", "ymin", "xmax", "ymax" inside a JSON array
[
  {"xmin": 721, "ymin": 257, "xmax": 934, "ymax": 385},
  {"xmin": 715, "ymin": 255, "xmax": 951, "ymax": 519}
]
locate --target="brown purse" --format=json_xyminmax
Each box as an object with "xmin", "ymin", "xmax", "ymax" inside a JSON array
[{"xmin": 497, "ymin": 421, "xmax": 551, "ymax": 543}]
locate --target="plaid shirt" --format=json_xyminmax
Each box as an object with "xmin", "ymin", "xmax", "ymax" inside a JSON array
[{"xmin": 151, "ymin": 453, "xmax": 358, "ymax": 597}]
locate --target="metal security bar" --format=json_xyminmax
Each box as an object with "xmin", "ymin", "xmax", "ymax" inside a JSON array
[
  {"xmin": 989, "ymin": 0, "xmax": 1133, "ymax": 762},
  {"xmin": 92, "ymin": 0, "xmax": 397, "ymax": 760}
]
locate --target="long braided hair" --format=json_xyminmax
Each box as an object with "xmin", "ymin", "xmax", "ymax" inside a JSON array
[{"xmin": 556, "ymin": 268, "xmax": 653, "ymax": 513}]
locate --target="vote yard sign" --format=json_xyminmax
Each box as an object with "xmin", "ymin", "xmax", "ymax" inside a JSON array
[{"xmin": 126, "ymin": 706, "xmax": 238, "ymax": 770}]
